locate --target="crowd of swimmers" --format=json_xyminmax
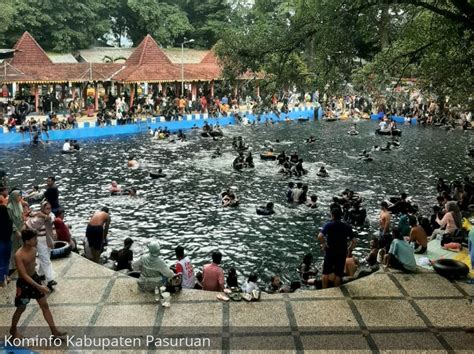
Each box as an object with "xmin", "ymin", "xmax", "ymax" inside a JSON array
[
  {"xmin": 0, "ymin": 174, "xmax": 472, "ymax": 338},
  {"xmin": 147, "ymin": 127, "xmax": 186, "ymax": 143},
  {"xmin": 1, "ymin": 119, "xmax": 473, "ymax": 338}
]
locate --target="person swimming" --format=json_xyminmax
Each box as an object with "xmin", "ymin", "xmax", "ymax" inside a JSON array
[
  {"xmin": 290, "ymin": 152, "xmax": 299, "ymax": 164},
  {"xmin": 380, "ymin": 142, "xmax": 392, "ymax": 151},
  {"xmin": 358, "ymin": 150, "xmax": 373, "ymax": 161},
  {"xmin": 123, "ymin": 187, "xmax": 137, "ymax": 197},
  {"xmin": 256, "ymin": 202, "xmax": 275, "ymax": 215},
  {"xmin": 26, "ymin": 185, "xmax": 43, "ymax": 202},
  {"xmin": 150, "ymin": 168, "xmax": 166, "ymax": 179},
  {"xmin": 292, "ymin": 158, "xmax": 307, "ymax": 177},
  {"xmin": 306, "ymin": 195, "xmax": 318, "ymax": 208},
  {"xmin": 348, "ymin": 124, "xmax": 359, "ymax": 135},
  {"xmin": 222, "ymin": 190, "xmax": 239, "ymax": 207},
  {"xmin": 306, "ymin": 136, "xmax": 316, "ymax": 143},
  {"xmin": 109, "ymin": 181, "xmax": 122, "ymax": 195},
  {"xmin": 233, "ymin": 152, "xmax": 246, "ymax": 170},
  {"xmin": 317, "ymin": 166, "xmax": 329, "ymax": 177},
  {"xmin": 72, "ymin": 140, "xmax": 80, "ymax": 150},
  {"xmin": 277, "ymin": 151, "xmax": 286, "ymax": 165},
  {"xmin": 62, "ymin": 140, "xmax": 71, "ymax": 152},
  {"xmin": 127, "ymin": 156, "xmax": 139, "ymax": 168},
  {"xmin": 211, "ymin": 147, "xmax": 222, "ymax": 158},
  {"xmin": 279, "ymin": 157, "xmax": 292, "ymax": 175},
  {"xmin": 245, "ymin": 151, "xmax": 255, "ymax": 168}
]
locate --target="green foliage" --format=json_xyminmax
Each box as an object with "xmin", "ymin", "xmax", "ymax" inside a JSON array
[
  {"xmin": 176, "ymin": 0, "xmax": 233, "ymax": 48},
  {"xmin": 107, "ymin": 0, "xmax": 135, "ymax": 47},
  {"xmin": 216, "ymin": 0, "xmax": 473, "ymax": 105},
  {"xmin": 0, "ymin": 0, "xmax": 16, "ymax": 48},
  {"xmin": 0, "ymin": 0, "xmax": 471, "ymax": 108},
  {"xmin": 352, "ymin": 1, "xmax": 473, "ymax": 107},
  {"xmin": 4, "ymin": 0, "xmax": 111, "ymax": 52},
  {"xmin": 127, "ymin": 0, "xmax": 193, "ymax": 46}
]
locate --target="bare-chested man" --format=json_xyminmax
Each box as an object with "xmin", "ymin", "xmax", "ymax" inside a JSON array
[
  {"xmin": 10, "ymin": 229, "xmax": 65, "ymax": 339},
  {"xmin": 85, "ymin": 207, "xmax": 111, "ymax": 263},
  {"xmin": 379, "ymin": 201, "xmax": 391, "ymax": 236}
]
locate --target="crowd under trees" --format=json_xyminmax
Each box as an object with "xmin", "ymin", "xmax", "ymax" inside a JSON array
[{"xmin": 0, "ymin": 0, "xmax": 472, "ymax": 108}]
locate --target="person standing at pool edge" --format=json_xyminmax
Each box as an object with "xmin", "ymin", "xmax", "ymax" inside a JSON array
[
  {"xmin": 86, "ymin": 207, "xmax": 111, "ymax": 263},
  {"xmin": 317, "ymin": 208, "xmax": 356, "ymax": 288},
  {"xmin": 44, "ymin": 176, "xmax": 60, "ymax": 215}
]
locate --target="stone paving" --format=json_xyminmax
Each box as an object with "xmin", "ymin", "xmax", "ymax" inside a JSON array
[{"xmin": 0, "ymin": 253, "xmax": 473, "ymax": 352}]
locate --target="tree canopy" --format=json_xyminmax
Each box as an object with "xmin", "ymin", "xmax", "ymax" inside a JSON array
[
  {"xmin": 0, "ymin": 0, "xmax": 233, "ymax": 50},
  {"xmin": 0, "ymin": 0, "xmax": 471, "ymax": 106},
  {"xmin": 216, "ymin": 0, "xmax": 473, "ymax": 106}
]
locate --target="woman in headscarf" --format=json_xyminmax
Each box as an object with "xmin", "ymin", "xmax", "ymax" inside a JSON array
[
  {"xmin": 7, "ymin": 190, "xmax": 24, "ymax": 273},
  {"xmin": 0, "ymin": 201, "xmax": 13, "ymax": 286},
  {"xmin": 133, "ymin": 242, "xmax": 175, "ymax": 292},
  {"xmin": 430, "ymin": 201, "xmax": 462, "ymax": 240}
]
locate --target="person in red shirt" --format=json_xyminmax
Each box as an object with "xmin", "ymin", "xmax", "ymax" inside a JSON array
[
  {"xmin": 202, "ymin": 251, "xmax": 224, "ymax": 292},
  {"xmin": 7, "ymin": 116, "xmax": 16, "ymax": 131},
  {"xmin": 53, "ymin": 209, "xmax": 76, "ymax": 251},
  {"xmin": 200, "ymin": 95, "xmax": 207, "ymax": 113}
]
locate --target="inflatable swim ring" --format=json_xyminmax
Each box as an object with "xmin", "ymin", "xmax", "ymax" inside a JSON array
[
  {"xmin": 201, "ymin": 131, "xmax": 224, "ymax": 138},
  {"xmin": 50, "ymin": 241, "xmax": 72, "ymax": 259},
  {"xmin": 375, "ymin": 129, "xmax": 402, "ymax": 136},
  {"xmin": 260, "ymin": 153, "xmax": 277, "ymax": 161},
  {"xmin": 150, "ymin": 172, "xmax": 166, "ymax": 179},
  {"xmin": 432, "ymin": 259, "xmax": 469, "ymax": 278},
  {"xmin": 256, "ymin": 207, "xmax": 274, "ymax": 215}
]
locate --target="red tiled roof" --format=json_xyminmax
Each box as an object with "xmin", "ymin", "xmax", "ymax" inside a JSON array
[
  {"xmin": 0, "ymin": 63, "xmax": 125, "ymax": 84},
  {"xmin": 1, "ymin": 32, "xmax": 231, "ymax": 84},
  {"xmin": 184, "ymin": 64, "xmax": 221, "ymax": 81},
  {"xmin": 125, "ymin": 35, "xmax": 172, "ymax": 66},
  {"xmin": 200, "ymin": 50, "xmax": 219, "ymax": 65},
  {"xmin": 9, "ymin": 32, "xmax": 53, "ymax": 66},
  {"xmin": 0, "ymin": 62, "xmax": 33, "ymax": 83},
  {"xmin": 114, "ymin": 64, "xmax": 182, "ymax": 83}
]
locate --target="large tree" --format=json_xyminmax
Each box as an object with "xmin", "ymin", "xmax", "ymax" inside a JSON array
[
  {"xmin": 216, "ymin": 0, "xmax": 473, "ymax": 106},
  {"xmin": 3, "ymin": 0, "xmax": 111, "ymax": 52},
  {"xmin": 175, "ymin": 0, "xmax": 234, "ymax": 48},
  {"xmin": 126, "ymin": 0, "xmax": 193, "ymax": 47},
  {"xmin": 352, "ymin": 0, "xmax": 474, "ymax": 107},
  {"xmin": 0, "ymin": 0, "xmax": 16, "ymax": 48}
]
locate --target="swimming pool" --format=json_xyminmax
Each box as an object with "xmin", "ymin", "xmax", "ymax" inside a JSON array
[{"xmin": 1, "ymin": 120, "xmax": 472, "ymax": 284}]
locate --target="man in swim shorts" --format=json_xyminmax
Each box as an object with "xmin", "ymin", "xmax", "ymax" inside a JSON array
[
  {"xmin": 86, "ymin": 207, "xmax": 111, "ymax": 263},
  {"xmin": 10, "ymin": 229, "xmax": 66, "ymax": 339}
]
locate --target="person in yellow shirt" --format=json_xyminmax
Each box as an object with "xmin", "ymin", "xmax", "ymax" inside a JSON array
[{"xmin": 178, "ymin": 96, "xmax": 186, "ymax": 114}]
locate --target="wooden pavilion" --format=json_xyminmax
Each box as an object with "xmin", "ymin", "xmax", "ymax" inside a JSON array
[{"xmin": 0, "ymin": 32, "xmax": 231, "ymax": 112}]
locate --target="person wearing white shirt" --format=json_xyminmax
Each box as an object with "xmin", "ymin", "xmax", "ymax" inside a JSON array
[
  {"xmin": 62, "ymin": 140, "xmax": 71, "ymax": 152},
  {"xmin": 379, "ymin": 120, "xmax": 388, "ymax": 131},
  {"xmin": 25, "ymin": 201, "xmax": 57, "ymax": 291},
  {"xmin": 244, "ymin": 273, "xmax": 259, "ymax": 293}
]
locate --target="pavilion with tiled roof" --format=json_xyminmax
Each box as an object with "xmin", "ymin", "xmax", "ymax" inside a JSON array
[{"xmin": 1, "ymin": 32, "xmax": 232, "ymax": 112}]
